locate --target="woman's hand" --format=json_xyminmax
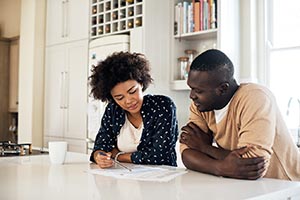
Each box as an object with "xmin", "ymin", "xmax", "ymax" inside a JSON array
[{"xmin": 94, "ymin": 150, "xmax": 114, "ymax": 169}]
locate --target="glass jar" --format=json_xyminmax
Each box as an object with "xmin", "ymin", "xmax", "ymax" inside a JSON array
[
  {"xmin": 185, "ymin": 49, "xmax": 197, "ymax": 72},
  {"xmin": 178, "ymin": 56, "xmax": 189, "ymax": 80}
]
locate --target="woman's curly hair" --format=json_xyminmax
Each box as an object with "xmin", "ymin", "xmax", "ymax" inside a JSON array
[{"xmin": 89, "ymin": 51, "xmax": 153, "ymax": 102}]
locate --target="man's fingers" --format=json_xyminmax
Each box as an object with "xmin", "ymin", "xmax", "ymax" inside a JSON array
[
  {"xmin": 188, "ymin": 122, "xmax": 202, "ymax": 131},
  {"xmin": 234, "ymin": 146, "xmax": 250, "ymax": 156},
  {"xmin": 239, "ymin": 160, "xmax": 266, "ymax": 180},
  {"xmin": 181, "ymin": 125, "xmax": 193, "ymax": 134}
]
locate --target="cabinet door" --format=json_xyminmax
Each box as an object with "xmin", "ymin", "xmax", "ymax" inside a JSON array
[
  {"xmin": 46, "ymin": 0, "xmax": 89, "ymax": 46},
  {"xmin": 44, "ymin": 136, "xmax": 87, "ymax": 153},
  {"xmin": 65, "ymin": 138, "xmax": 87, "ymax": 154},
  {"xmin": 64, "ymin": 40, "xmax": 88, "ymax": 140},
  {"xmin": 46, "ymin": 0, "xmax": 65, "ymax": 46},
  {"xmin": 44, "ymin": 45, "xmax": 66, "ymax": 138},
  {"xmin": 66, "ymin": 0, "xmax": 89, "ymax": 43}
]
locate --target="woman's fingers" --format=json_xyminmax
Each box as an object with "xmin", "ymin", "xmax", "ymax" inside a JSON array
[{"xmin": 95, "ymin": 151, "xmax": 114, "ymax": 168}]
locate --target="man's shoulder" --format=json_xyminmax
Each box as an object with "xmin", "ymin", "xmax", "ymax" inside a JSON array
[
  {"xmin": 239, "ymin": 83, "xmax": 267, "ymax": 90},
  {"xmin": 238, "ymin": 83, "xmax": 273, "ymax": 96},
  {"xmin": 235, "ymin": 83, "xmax": 275, "ymax": 103}
]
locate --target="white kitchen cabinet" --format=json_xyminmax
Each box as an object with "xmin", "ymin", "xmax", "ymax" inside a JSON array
[
  {"xmin": 46, "ymin": 0, "xmax": 89, "ymax": 46},
  {"xmin": 170, "ymin": 0, "xmax": 240, "ymax": 90},
  {"xmin": 44, "ymin": 136, "xmax": 87, "ymax": 153},
  {"xmin": 44, "ymin": 40, "xmax": 88, "ymax": 153}
]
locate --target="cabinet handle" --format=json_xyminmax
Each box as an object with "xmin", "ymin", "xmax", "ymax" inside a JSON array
[
  {"xmin": 61, "ymin": 1, "xmax": 66, "ymax": 37},
  {"xmin": 64, "ymin": 71, "xmax": 69, "ymax": 109},
  {"xmin": 60, "ymin": 71, "xmax": 65, "ymax": 109},
  {"xmin": 65, "ymin": 0, "xmax": 69, "ymax": 37}
]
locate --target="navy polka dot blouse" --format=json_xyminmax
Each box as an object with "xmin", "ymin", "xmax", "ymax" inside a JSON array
[{"xmin": 90, "ymin": 94, "xmax": 178, "ymax": 166}]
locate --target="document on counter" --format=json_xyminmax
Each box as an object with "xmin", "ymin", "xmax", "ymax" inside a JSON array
[{"xmin": 87, "ymin": 165, "xmax": 187, "ymax": 182}]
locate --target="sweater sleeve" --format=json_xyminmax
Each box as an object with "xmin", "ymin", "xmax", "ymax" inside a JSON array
[
  {"xmin": 236, "ymin": 88, "xmax": 276, "ymax": 161},
  {"xmin": 89, "ymin": 104, "xmax": 118, "ymax": 162}
]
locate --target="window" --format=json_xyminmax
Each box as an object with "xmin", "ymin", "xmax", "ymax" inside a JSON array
[{"xmin": 265, "ymin": 0, "xmax": 300, "ymax": 144}]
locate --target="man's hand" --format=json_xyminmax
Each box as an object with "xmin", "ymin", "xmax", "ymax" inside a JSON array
[
  {"xmin": 180, "ymin": 122, "xmax": 213, "ymax": 151},
  {"xmin": 217, "ymin": 146, "xmax": 266, "ymax": 180}
]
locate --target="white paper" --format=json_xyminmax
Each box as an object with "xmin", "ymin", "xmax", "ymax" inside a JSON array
[{"xmin": 87, "ymin": 165, "xmax": 187, "ymax": 182}]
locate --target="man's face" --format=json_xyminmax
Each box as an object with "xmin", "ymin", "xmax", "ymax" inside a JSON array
[{"xmin": 187, "ymin": 70, "xmax": 223, "ymax": 112}]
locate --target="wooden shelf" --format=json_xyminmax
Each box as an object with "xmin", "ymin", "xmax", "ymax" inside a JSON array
[{"xmin": 174, "ymin": 29, "xmax": 218, "ymax": 40}]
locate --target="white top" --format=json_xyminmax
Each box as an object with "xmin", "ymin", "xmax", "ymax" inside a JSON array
[
  {"xmin": 117, "ymin": 115, "xmax": 143, "ymax": 152},
  {"xmin": 0, "ymin": 152, "xmax": 300, "ymax": 200},
  {"xmin": 214, "ymin": 99, "xmax": 231, "ymax": 124}
]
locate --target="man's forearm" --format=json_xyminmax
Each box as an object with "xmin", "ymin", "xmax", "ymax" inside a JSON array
[
  {"xmin": 181, "ymin": 148, "xmax": 222, "ymax": 176},
  {"xmin": 182, "ymin": 147, "xmax": 266, "ymax": 180},
  {"xmin": 200, "ymin": 144, "xmax": 231, "ymax": 160}
]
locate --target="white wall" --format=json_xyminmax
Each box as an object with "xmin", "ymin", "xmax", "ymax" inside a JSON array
[
  {"xmin": 238, "ymin": 0, "xmax": 267, "ymax": 84},
  {"xmin": 18, "ymin": 0, "xmax": 46, "ymax": 146},
  {"xmin": 142, "ymin": 0, "xmax": 190, "ymax": 129}
]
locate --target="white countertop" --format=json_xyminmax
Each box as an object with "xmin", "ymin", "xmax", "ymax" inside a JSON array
[{"xmin": 0, "ymin": 152, "xmax": 300, "ymax": 200}]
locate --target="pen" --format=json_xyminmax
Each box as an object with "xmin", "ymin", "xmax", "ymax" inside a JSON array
[{"xmin": 98, "ymin": 151, "xmax": 132, "ymax": 172}]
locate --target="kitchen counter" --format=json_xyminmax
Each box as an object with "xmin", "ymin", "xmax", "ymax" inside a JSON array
[{"xmin": 0, "ymin": 152, "xmax": 299, "ymax": 200}]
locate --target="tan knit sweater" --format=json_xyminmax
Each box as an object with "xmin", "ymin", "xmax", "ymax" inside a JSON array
[{"xmin": 181, "ymin": 83, "xmax": 300, "ymax": 180}]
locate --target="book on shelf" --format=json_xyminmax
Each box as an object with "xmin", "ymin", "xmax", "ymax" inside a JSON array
[
  {"xmin": 194, "ymin": 1, "xmax": 200, "ymax": 31},
  {"xmin": 211, "ymin": 0, "xmax": 217, "ymax": 29},
  {"xmin": 174, "ymin": 2, "xmax": 183, "ymax": 35},
  {"xmin": 183, "ymin": 1, "xmax": 188, "ymax": 34},
  {"xmin": 188, "ymin": 3, "xmax": 194, "ymax": 33}
]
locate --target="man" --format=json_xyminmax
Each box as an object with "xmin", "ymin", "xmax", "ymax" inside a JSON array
[{"xmin": 180, "ymin": 49, "xmax": 300, "ymax": 180}]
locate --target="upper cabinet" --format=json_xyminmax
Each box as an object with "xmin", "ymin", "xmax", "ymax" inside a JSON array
[
  {"xmin": 170, "ymin": 0, "xmax": 240, "ymax": 90},
  {"xmin": 46, "ymin": 0, "xmax": 89, "ymax": 46}
]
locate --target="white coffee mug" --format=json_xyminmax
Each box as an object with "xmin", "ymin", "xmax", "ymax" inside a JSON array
[{"xmin": 48, "ymin": 141, "xmax": 68, "ymax": 164}]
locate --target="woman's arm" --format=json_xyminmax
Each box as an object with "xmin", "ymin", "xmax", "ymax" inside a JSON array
[{"xmin": 90, "ymin": 104, "xmax": 120, "ymax": 163}]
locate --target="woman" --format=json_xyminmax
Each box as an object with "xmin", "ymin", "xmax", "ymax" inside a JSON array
[{"xmin": 89, "ymin": 51, "xmax": 178, "ymax": 168}]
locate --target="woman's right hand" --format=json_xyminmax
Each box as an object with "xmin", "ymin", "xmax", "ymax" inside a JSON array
[{"xmin": 94, "ymin": 150, "xmax": 114, "ymax": 168}]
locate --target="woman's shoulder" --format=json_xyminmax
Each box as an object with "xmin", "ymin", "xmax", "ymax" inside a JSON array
[
  {"xmin": 144, "ymin": 94, "xmax": 175, "ymax": 104},
  {"xmin": 105, "ymin": 101, "xmax": 123, "ymax": 114},
  {"xmin": 143, "ymin": 94, "xmax": 176, "ymax": 110}
]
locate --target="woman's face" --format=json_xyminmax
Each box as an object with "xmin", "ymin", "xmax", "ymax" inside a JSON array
[{"xmin": 111, "ymin": 80, "xmax": 143, "ymax": 115}]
